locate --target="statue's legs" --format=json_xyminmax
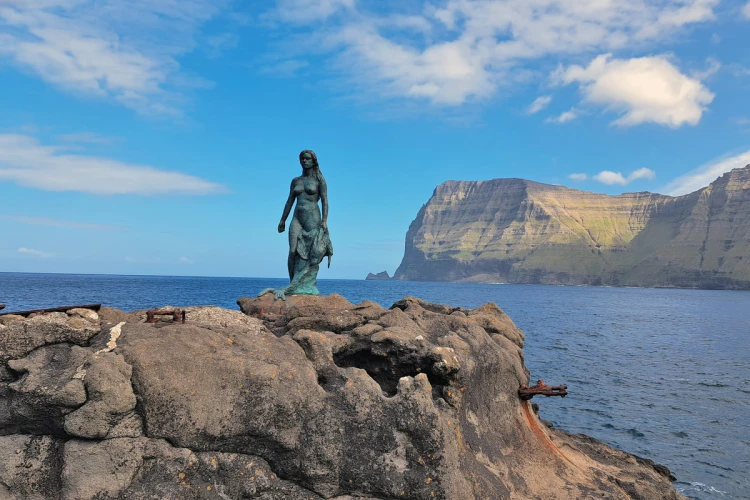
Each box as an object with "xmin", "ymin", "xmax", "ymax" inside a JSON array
[{"xmin": 287, "ymin": 217, "xmax": 302, "ymax": 282}]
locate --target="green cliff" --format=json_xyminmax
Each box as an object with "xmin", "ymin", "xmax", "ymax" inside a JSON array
[{"xmin": 392, "ymin": 165, "xmax": 750, "ymax": 289}]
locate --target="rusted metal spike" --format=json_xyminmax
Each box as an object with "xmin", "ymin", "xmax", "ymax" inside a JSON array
[
  {"xmin": 518, "ymin": 380, "xmax": 568, "ymax": 401},
  {"xmin": 146, "ymin": 308, "xmax": 185, "ymax": 324},
  {"xmin": 0, "ymin": 303, "xmax": 101, "ymax": 317}
]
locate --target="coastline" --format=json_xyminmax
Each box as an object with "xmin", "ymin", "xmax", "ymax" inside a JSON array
[
  {"xmin": 0, "ymin": 296, "xmax": 687, "ymax": 499},
  {"xmin": 1, "ymin": 274, "xmax": 747, "ymax": 496}
]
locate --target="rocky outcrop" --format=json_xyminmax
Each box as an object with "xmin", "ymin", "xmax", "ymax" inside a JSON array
[
  {"xmin": 366, "ymin": 271, "xmax": 392, "ymax": 280},
  {"xmin": 0, "ymin": 297, "xmax": 685, "ymax": 498},
  {"xmin": 393, "ymin": 165, "xmax": 750, "ymax": 289}
]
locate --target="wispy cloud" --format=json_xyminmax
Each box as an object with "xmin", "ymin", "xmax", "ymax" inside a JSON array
[
  {"xmin": 569, "ymin": 173, "xmax": 588, "ymax": 181},
  {"xmin": 260, "ymin": 59, "xmax": 310, "ymax": 77},
  {"xmin": 269, "ymin": 0, "xmax": 354, "ymax": 23},
  {"xmin": 18, "ymin": 247, "xmax": 53, "ymax": 258},
  {"xmin": 0, "ymin": 215, "xmax": 125, "ymax": 231},
  {"xmin": 593, "ymin": 168, "xmax": 656, "ymax": 186},
  {"xmin": 545, "ymin": 108, "xmax": 579, "ymax": 124},
  {"xmin": 204, "ymin": 33, "xmax": 239, "ymax": 58},
  {"xmin": 264, "ymin": 0, "xmax": 720, "ymax": 108},
  {"xmin": 179, "ymin": 256, "xmax": 195, "ymax": 264},
  {"xmin": 555, "ymin": 54, "xmax": 714, "ymax": 127},
  {"xmin": 743, "ymin": 2, "xmax": 750, "ymax": 19},
  {"xmin": 56, "ymin": 132, "xmax": 121, "ymax": 146},
  {"xmin": 663, "ymin": 150, "xmax": 750, "ymax": 195},
  {"xmin": 692, "ymin": 57, "xmax": 721, "ymax": 80},
  {"xmin": 0, "ymin": 134, "xmax": 226, "ymax": 195},
  {"xmin": 0, "ymin": 0, "xmax": 228, "ymax": 115},
  {"xmin": 527, "ymin": 95, "xmax": 552, "ymax": 114}
]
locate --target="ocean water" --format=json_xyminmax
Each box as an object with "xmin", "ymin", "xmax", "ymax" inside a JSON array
[{"xmin": 1, "ymin": 273, "xmax": 748, "ymax": 499}]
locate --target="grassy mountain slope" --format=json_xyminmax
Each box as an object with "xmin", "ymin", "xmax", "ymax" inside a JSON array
[{"xmin": 393, "ymin": 166, "xmax": 750, "ymax": 289}]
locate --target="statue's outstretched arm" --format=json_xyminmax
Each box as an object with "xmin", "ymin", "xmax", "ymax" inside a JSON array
[
  {"xmin": 320, "ymin": 176, "xmax": 328, "ymax": 229},
  {"xmin": 278, "ymin": 180, "xmax": 296, "ymax": 232}
]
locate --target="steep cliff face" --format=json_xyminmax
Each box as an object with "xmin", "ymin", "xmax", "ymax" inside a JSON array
[{"xmin": 393, "ymin": 166, "xmax": 750, "ymax": 289}]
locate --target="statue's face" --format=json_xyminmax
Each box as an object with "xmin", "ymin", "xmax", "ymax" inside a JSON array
[{"xmin": 300, "ymin": 152, "xmax": 314, "ymax": 170}]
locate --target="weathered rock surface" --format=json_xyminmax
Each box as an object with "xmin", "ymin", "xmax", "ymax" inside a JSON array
[
  {"xmin": 393, "ymin": 165, "xmax": 750, "ymax": 289},
  {"xmin": 0, "ymin": 297, "xmax": 685, "ymax": 499}
]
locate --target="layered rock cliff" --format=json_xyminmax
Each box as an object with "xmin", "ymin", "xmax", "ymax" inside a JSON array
[
  {"xmin": 393, "ymin": 165, "xmax": 750, "ymax": 289},
  {"xmin": 0, "ymin": 299, "xmax": 684, "ymax": 499}
]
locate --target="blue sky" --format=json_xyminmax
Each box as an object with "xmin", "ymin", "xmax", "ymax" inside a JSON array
[{"xmin": 1, "ymin": 0, "xmax": 749, "ymax": 279}]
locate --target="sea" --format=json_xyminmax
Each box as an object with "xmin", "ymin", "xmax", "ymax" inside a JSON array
[{"xmin": 1, "ymin": 272, "xmax": 748, "ymax": 500}]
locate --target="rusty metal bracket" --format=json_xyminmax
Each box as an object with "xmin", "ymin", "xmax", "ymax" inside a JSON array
[
  {"xmin": 146, "ymin": 308, "xmax": 185, "ymax": 324},
  {"xmin": 519, "ymin": 380, "xmax": 568, "ymax": 400}
]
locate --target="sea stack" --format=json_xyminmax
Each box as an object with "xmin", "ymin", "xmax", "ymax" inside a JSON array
[{"xmin": 365, "ymin": 271, "xmax": 392, "ymax": 280}]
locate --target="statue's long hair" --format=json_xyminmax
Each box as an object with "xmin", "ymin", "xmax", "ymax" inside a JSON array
[{"xmin": 299, "ymin": 149, "xmax": 324, "ymax": 184}]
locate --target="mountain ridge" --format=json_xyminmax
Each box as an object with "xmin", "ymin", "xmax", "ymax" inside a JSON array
[{"xmin": 389, "ymin": 165, "xmax": 750, "ymax": 289}]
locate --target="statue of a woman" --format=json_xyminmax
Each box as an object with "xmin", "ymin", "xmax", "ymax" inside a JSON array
[{"xmin": 260, "ymin": 150, "xmax": 333, "ymax": 300}]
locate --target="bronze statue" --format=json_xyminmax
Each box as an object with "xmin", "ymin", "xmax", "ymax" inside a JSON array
[{"xmin": 260, "ymin": 150, "xmax": 333, "ymax": 300}]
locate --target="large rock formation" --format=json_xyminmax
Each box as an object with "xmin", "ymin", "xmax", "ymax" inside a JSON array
[
  {"xmin": 0, "ymin": 298, "xmax": 684, "ymax": 499},
  {"xmin": 393, "ymin": 165, "xmax": 750, "ymax": 289}
]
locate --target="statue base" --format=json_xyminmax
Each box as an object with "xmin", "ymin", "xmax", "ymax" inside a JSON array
[
  {"xmin": 257, "ymin": 263, "xmax": 322, "ymax": 301},
  {"xmin": 237, "ymin": 292, "xmax": 352, "ymax": 318}
]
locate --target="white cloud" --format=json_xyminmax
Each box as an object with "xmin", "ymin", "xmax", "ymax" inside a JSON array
[
  {"xmin": 267, "ymin": 0, "xmax": 720, "ymax": 106},
  {"xmin": 0, "ymin": 215, "xmax": 123, "ymax": 231},
  {"xmin": 0, "ymin": 0, "xmax": 227, "ymax": 115},
  {"xmin": 527, "ymin": 95, "xmax": 552, "ymax": 114},
  {"xmin": 179, "ymin": 256, "xmax": 195, "ymax": 264},
  {"xmin": 663, "ymin": 150, "xmax": 750, "ymax": 195},
  {"xmin": 629, "ymin": 167, "xmax": 657, "ymax": 181},
  {"xmin": 0, "ymin": 134, "xmax": 226, "ymax": 195},
  {"xmin": 743, "ymin": 2, "xmax": 750, "ymax": 19},
  {"xmin": 569, "ymin": 173, "xmax": 588, "ymax": 181},
  {"xmin": 593, "ymin": 171, "xmax": 628, "ymax": 185},
  {"xmin": 593, "ymin": 168, "xmax": 656, "ymax": 185},
  {"xmin": 545, "ymin": 108, "xmax": 579, "ymax": 124},
  {"xmin": 18, "ymin": 247, "xmax": 52, "ymax": 258},
  {"xmin": 556, "ymin": 54, "xmax": 714, "ymax": 127}
]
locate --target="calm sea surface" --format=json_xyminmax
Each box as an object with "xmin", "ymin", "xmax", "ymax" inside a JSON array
[{"xmin": 1, "ymin": 273, "xmax": 748, "ymax": 499}]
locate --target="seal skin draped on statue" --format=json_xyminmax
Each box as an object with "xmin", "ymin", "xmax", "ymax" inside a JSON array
[{"xmin": 260, "ymin": 150, "xmax": 333, "ymax": 300}]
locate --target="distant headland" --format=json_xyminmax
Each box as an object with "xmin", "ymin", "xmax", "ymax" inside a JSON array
[{"xmin": 370, "ymin": 165, "xmax": 750, "ymax": 290}]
